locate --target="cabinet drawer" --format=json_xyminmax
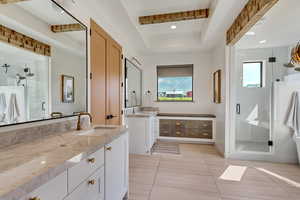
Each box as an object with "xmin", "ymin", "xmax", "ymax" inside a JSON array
[
  {"xmin": 25, "ymin": 171, "xmax": 67, "ymax": 200},
  {"xmin": 65, "ymin": 167, "xmax": 104, "ymax": 200},
  {"xmin": 68, "ymin": 148, "xmax": 104, "ymax": 192}
]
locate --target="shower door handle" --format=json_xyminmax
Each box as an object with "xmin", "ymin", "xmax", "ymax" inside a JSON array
[{"xmin": 236, "ymin": 104, "xmax": 241, "ymax": 115}]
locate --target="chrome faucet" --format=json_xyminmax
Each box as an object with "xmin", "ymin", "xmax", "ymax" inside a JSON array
[{"xmin": 77, "ymin": 112, "xmax": 93, "ymax": 131}]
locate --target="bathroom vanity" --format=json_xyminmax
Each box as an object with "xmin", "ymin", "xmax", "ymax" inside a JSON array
[
  {"xmin": 0, "ymin": 123, "xmax": 129, "ymax": 200},
  {"xmin": 126, "ymin": 112, "xmax": 158, "ymax": 155}
]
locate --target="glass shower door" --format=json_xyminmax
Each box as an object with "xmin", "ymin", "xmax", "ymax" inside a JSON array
[{"xmin": 235, "ymin": 49, "xmax": 274, "ymax": 153}]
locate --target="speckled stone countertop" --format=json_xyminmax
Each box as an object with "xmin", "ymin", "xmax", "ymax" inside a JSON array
[
  {"xmin": 0, "ymin": 125, "xmax": 127, "ymax": 200},
  {"xmin": 126, "ymin": 111, "xmax": 158, "ymax": 118}
]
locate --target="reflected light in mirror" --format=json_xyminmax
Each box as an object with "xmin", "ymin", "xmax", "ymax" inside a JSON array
[
  {"xmin": 219, "ymin": 165, "xmax": 247, "ymax": 181},
  {"xmin": 256, "ymin": 168, "xmax": 300, "ymax": 188},
  {"xmin": 259, "ymin": 40, "xmax": 267, "ymax": 44},
  {"xmin": 246, "ymin": 31, "xmax": 256, "ymax": 36}
]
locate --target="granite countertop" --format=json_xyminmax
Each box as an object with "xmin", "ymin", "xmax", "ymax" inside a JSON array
[
  {"xmin": 0, "ymin": 125, "xmax": 127, "ymax": 200},
  {"xmin": 157, "ymin": 113, "xmax": 216, "ymax": 118},
  {"xmin": 126, "ymin": 111, "xmax": 158, "ymax": 118}
]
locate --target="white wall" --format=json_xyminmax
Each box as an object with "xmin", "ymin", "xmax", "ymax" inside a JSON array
[
  {"xmin": 142, "ymin": 51, "xmax": 215, "ymax": 114},
  {"xmin": 211, "ymin": 37, "xmax": 227, "ymax": 155},
  {"xmin": 51, "ymin": 47, "xmax": 86, "ymax": 115}
]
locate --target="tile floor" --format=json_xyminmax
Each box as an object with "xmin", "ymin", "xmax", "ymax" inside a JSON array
[{"xmin": 129, "ymin": 144, "xmax": 300, "ymax": 200}]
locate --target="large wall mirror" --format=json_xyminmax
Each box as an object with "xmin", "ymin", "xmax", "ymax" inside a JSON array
[
  {"xmin": 0, "ymin": 0, "xmax": 87, "ymax": 127},
  {"xmin": 125, "ymin": 59, "xmax": 142, "ymax": 108}
]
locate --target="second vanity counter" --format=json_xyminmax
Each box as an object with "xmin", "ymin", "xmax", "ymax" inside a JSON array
[{"xmin": 0, "ymin": 125, "xmax": 128, "ymax": 200}]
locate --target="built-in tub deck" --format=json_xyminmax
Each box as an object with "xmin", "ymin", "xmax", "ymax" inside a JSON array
[
  {"xmin": 157, "ymin": 113, "xmax": 216, "ymax": 142},
  {"xmin": 157, "ymin": 113, "xmax": 216, "ymax": 118}
]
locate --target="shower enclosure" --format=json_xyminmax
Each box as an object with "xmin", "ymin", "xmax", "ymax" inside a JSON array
[
  {"xmin": 233, "ymin": 46, "xmax": 291, "ymax": 153},
  {"xmin": 0, "ymin": 42, "xmax": 50, "ymax": 124}
]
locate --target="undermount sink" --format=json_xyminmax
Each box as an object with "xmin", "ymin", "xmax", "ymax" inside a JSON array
[{"xmin": 77, "ymin": 126, "xmax": 118, "ymax": 136}]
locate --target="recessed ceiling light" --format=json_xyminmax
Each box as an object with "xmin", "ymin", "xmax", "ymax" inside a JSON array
[
  {"xmin": 171, "ymin": 25, "xmax": 177, "ymax": 29},
  {"xmin": 246, "ymin": 31, "xmax": 255, "ymax": 36},
  {"xmin": 259, "ymin": 40, "xmax": 267, "ymax": 44}
]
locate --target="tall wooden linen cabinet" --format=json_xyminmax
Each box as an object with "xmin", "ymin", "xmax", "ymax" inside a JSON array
[{"xmin": 90, "ymin": 19, "xmax": 122, "ymax": 125}]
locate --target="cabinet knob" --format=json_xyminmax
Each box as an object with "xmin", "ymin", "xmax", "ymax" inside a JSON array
[
  {"xmin": 88, "ymin": 179, "xmax": 96, "ymax": 185},
  {"xmin": 29, "ymin": 197, "xmax": 41, "ymax": 200},
  {"xmin": 106, "ymin": 146, "xmax": 112, "ymax": 151},
  {"xmin": 87, "ymin": 158, "xmax": 96, "ymax": 163}
]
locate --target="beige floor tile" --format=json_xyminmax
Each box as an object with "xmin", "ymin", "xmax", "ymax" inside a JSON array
[
  {"xmin": 155, "ymin": 171, "xmax": 218, "ymax": 193},
  {"xmin": 158, "ymin": 163, "xmax": 211, "ymax": 176},
  {"xmin": 210, "ymin": 166, "xmax": 277, "ymax": 185},
  {"xmin": 150, "ymin": 186, "xmax": 221, "ymax": 200},
  {"xmin": 128, "ymin": 144, "xmax": 300, "ymax": 200},
  {"xmin": 216, "ymin": 181, "xmax": 290, "ymax": 200},
  {"xmin": 128, "ymin": 194, "xmax": 149, "ymax": 200},
  {"xmin": 129, "ymin": 182, "xmax": 153, "ymax": 196}
]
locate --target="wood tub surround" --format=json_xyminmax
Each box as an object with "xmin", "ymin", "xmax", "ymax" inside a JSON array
[
  {"xmin": 160, "ymin": 119, "xmax": 213, "ymax": 139},
  {"xmin": 158, "ymin": 113, "xmax": 215, "ymax": 141}
]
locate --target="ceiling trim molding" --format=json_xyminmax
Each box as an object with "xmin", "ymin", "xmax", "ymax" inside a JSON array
[
  {"xmin": 51, "ymin": 23, "xmax": 85, "ymax": 33},
  {"xmin": 226, "ymin": 0, "xmax": 279, "ymax": 45},
  {"xmin": 0, "ymin": 0, "xmax": 28, "ymax": 4},
  {"xmin": 139, "ymin": 9, "xmax": 209, "ymax": 25}
]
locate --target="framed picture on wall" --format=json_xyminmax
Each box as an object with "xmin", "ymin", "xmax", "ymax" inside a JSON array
[
  {"xmin": 213, "ymin": 70, "xmax": 221, "ymax": 104},
  {"xmin": 62, "ymin": 75, "xmax": 75, "ymax": 103}
]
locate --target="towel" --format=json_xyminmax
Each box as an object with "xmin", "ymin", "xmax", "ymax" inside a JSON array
[
  {"xmin": 7, "ymin": 93, "xmax": 20, "ymax": 123},
  {"xmin": 0, "ymin": 93, "xmax": 6, "ymax": 122},
  {"xmin": 286, "ymin": 91, "xmax": 300, "ymax": 136}
]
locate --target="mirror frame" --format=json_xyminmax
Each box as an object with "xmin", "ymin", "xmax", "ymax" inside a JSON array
[
  {"xmin": 124, "ymin": 58, "xmax": 142, "ymax": 108},
  {"xmin": 0, "ymin": 0, "xmax": 88, "ymax": 128}
]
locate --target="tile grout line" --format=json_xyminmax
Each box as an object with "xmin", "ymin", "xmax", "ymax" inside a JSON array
[
  {"xmin": 147, "ymin": 155, "xmax": 161, "ymax": 200},
  {"xmin": 204, "ymin": 158, "xmax": 223, "ymax": 198}
]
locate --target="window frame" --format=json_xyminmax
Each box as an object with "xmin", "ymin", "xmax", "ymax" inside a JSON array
[
  {"xmin": 156, "ymin": 65, "xmax": 194, "ymax": 102},
  {"xmin": 242, "ymin": 61, "xmax": 264, "ymax": 88}
]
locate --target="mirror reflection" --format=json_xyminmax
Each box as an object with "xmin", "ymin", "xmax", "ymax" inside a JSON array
[
  {"xmin": 0, "ymin": 0, "xmax": 87, "ymax": 126},
  {"xmin": 125, "ymin": 59, "xmax": 142, "ymax": 108}
]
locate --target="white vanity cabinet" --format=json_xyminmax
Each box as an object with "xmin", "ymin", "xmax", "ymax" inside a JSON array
[
  {"xmin": 127, "ymin": 115, "xmax": 158, "ymax": 155},
  {"xmin": 105, "ymin": 132, "xmax": 129, "ymax": 200},
  {"xmin": 68, "ymin": 148, "xmax": 105, "ymax": 192},
  {"xmin": 25, "ymin": 171, "xmax": 68, "ymax": 200},
  {"xmin": 64, "ymin": 167, "xmax": 104, "ymax": 200},
  {"xmin": 18, "ymin": 133, "xmax": 129, "ymax": 200}
]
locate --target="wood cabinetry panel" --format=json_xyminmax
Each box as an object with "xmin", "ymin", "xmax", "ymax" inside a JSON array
[
  {"xmin": 91, "ymin": 20, "xmax": 107, "ymax": 125},
  {"xmin": 91, "ymin": 19, "xmax": 122, "ymax": 125},
  {"xmin": 159, "ymin": 119, "xmax": 213, "ymax": 139}
]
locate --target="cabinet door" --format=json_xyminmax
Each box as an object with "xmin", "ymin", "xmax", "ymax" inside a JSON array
[
  {"xmin": 25, "ymin": 171, "xmax": 67, "ymax": 200},
  {"xmin": 106, "ymin": 41, "xmax": 122, "ymax": 125},
  {"xmin": 91, "ymin": 19, "xmax": 108, "ymax": 125},
  {"xmin": 105, "ymin": 133, "xmax": 128, "ymax": 200},
  {"xmin": 65, "ymin": 167, "xmax": 104, "ymax": 200}
]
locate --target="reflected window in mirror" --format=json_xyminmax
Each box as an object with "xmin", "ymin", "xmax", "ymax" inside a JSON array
[
  {"xmin": 0, "ymin": 0, "xmax": 87, "ymax": 127},
  {"xmin": 125, "ymin": 59, "xmax": 142, "ymax": 108}
]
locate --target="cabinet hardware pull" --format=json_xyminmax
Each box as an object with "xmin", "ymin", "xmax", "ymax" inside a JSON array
[
  {"xmin": 88, "ymin": 179, "xmax": 96, "ymax": 185},
  {"xmin": 106, "ymin": 146, "xmax": 112, "ymax": 151},
  {"xmin": 29, "ymin": 197, "xmax": 41, "ymax": 200},
  {"xmin": 88, "ymin": 158, "xmax": 96, "ymax": 163}
]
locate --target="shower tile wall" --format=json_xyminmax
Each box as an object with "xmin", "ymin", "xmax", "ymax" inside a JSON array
[{"xmin": 0, "ymin": 42, "xmax": 49, "ymax": 123}]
